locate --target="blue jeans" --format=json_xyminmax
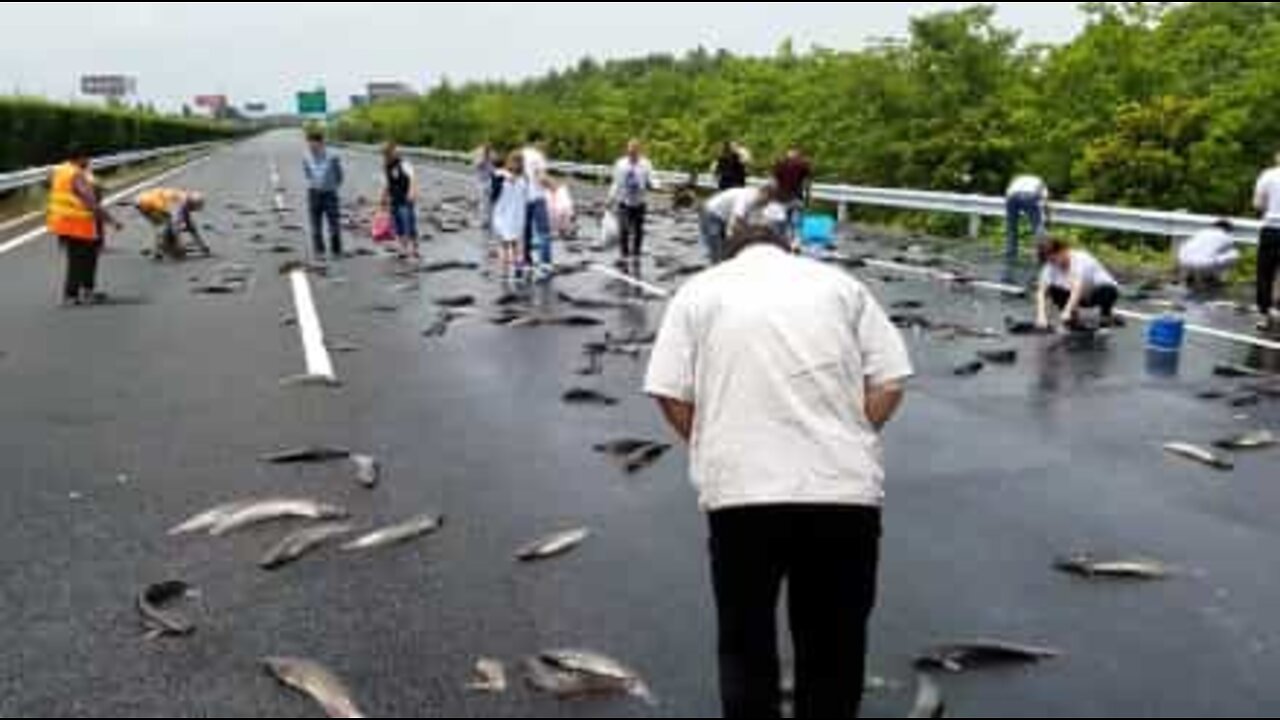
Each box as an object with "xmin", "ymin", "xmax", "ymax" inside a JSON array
[
  {"xmin": 702, "ymin": 211, "xmax": 728, "ymax": 263},
  {"xmin": 308, "ymin": 190, "xmax": 342, "ymax": 256},
  {"xmin": 1006, "ymin": 193, "xmax": 1045, "ymax": 279},
  {"xmin": 391, "ymin": 201, "xmax": 418, "ymax": 240},
  {"xmin": 524, "ymin": 199, "xmax": 552, "ymax": 266}
]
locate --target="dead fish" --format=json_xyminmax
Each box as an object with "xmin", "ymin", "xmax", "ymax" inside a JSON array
[
  {"xmin": 494, "ymin": 292, "xmax": 530, "ymax": 307},
  {"xmin": 1214, "ymin": 430, "xmax": 1277, "ymax": 451},
  {"xmin": 137, "ymin": 581, "xmax": 198, "ymax": 639},
  {"xmin": 538, "ymin": 650, "xmax": 655, "ymax": 704},
  {"xmin": 325, "ymin": 341, "xmax": 362, "ymax": 354},
  {"xmin": 261, "ymin": 446, "xmax": 352, "ymax": 464},
  {"xmin": 169, "ymin": 500, "xmax": 255, "ymax": 536},
  {"xmin": 977, "ymin": 349, "xmax": 1018, "ymax": 365},
  {"xmin": 1229, "ymin": 393, "xmax": 1262, "ymax": 409},
  {"xmin": 280, "ymin": 374, "xmax": 343, "ymax": 389},
  {"xmin": 364, "ymin": 302, "xmax": 402, "ymax": 314},
  {"xmin": 279, "ymin": 223, "xmax": 306, "ymax": 233},
  {"xmin": 1215, "ymin": 364, "xmax": 1266, "ymax": 379},
  {"xmin": 516, "ymin": 527, "xmax": 591, "ymax": 562},
  {"xmin": 891, "ymin": 300, "xmax": 927, "ymax": 311},
  {"xmin": 524, "ymin": 656, "xmax": 648, "ymax": 703},
  {"xmin": 280, "ymin": 313, "xmax": 298, "ymax": 328},
  {"xmin": 1054, "ymin": 554, "xmax": 1172, "ymax": 581},
  {"xmin": 192, "ymin": 283, "xmax": 242, "ymax": 295},
  {"xmin": 906, "ymin": 674, "xmax": 946, "ymax": 718},
  {"xmin": 423, "ymin": 315, "xmax": 452, "ymax": 338},
  {"xmin": 542, "ymin": 314, "xmax": 606, "ymax": 328},
  {"xmin": 557, "ymin": 291, "xmax": 631, "ymax": 311},
  {"xmin": 260, "ymin": 522, "xmax": 355, "ymax": 571},
  {"xmin": 267, "ymin": 244, "xmax": 297, "ymax": 254},
  {"xmin": 263, "ymin": 657, "xmax": 366, "ymax": 718},
  {"xmin": 891, "ymin": 313, "xmax": 933, "ymax": 331},
  {"xmin": 1006, "ymin": 318, "xmax": 1052, "ymax": 336},
  {"xmin": 209, "ymin": 499, "xmax": 350, "ymax": 537},
  {"xmin": 1164, "ymin": 442, "xmax": 1235, "ymax": 471},
  {"xmin": 954, "ymin": 361, "xmax": 985, "ymax": 377},
  {"xmin": 624, "ymin": 443, "xmax": 672, "ymax": 475},
  {"xmin": 468, "ymin": 658, "xmax": 508, "ymax": 694},
  {"xmin": 434, "ymin": 295, "xmax": 477, "ymax": 309},
  {"xmin": 915, "ymin": 641, "xmax": 1061, "ymax": 674},
  {"xmin": 563, "ymin": 388, "xmax": 620, "ymax": 407},
  {"xmin": 593, "ymin": 439, "xmax": 662, "ymax": 457},
  {"xmin": 350, "ymin": 454, "xmax": 380, "ymax": 489},
  {"xmin": 1197, "ymin": 389, "xmax": 1229, "ymax": 401},
  {"xmin": 421, "ymin": 260, "xmax": 480, "ymax": 274},
  {"xmin": 341, "ymin": 513, "xmax": 444, "ymax": 552}
]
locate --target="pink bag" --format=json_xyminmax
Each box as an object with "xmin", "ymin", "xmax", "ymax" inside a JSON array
[{"xmin": 371, "ymin": 211, "xmax": 395, "ymax": 243}]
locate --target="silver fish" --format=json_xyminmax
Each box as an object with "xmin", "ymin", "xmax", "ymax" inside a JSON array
[
  {"xmin": 1055, "ymin": 554, "xmax": 1171, "ymax": 581},
  {"xmin": 535, "ymin": 650, "xmax": 654, "ymax": 704},
  {"xmin": 1214, "ymin": 430, "xmax": 1277, "ymax": 451},
  {"xmin": 915, "ymin": 641, "xmax": 1061, "ymax": 674},
  {"xmin": 137, "ymin": 581, "xmax": 198, "ymax": 639},
  {"xmin": 1164, "ymin": 442, "xmax": 1235, "ymax": 471},
  {"xmin": 467, "ymin": 658, "xmax": 508, "ymax": 694},
  {"xmin": 263, "ymin": 657, "xmax": 366, "ymax": 718},
  {"xmin": 209, "ymin": 499, "xmax": 350, "ymax": 537},
  {"xmin": 516, "ymin": 528, "xmax": 591, "ymax": 562},
  {"xmin": 907, "ymin": 674, "xmax": 946, "ymax": 718},
  {"xmin": 260, "ymin": 523, "xmax": 355, "ymax": 571},
  {"xmin": 624, "ymin": 444, "xmax": 672, "ymax": 475},
  {"xmin": 169, "ymin": 500, "xmax": 254, "ymax": 536},
  {"xmin": 562, "ymin": 388, "xmax": 620, "ymax": 407},
  {"xmin": 350, "ymin": 454, "xmax": 380, "ymax": 489},
  {"xmin": 341, "ymin": 513, "xmax": 444, "ymax": 552},
  {"xmin": 262, "ymin": 446, "xmax": 352, "ymax": 464},
  {"xmin": 279, "ymin": 374, "xmax": 343, "ymax": 389}
]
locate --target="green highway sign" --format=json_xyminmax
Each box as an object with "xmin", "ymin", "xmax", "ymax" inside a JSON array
[{"xmin": 296, "ymin": 89, "xmax": 328, "ymax": 116}]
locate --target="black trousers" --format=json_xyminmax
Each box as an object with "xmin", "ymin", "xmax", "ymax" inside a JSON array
[
  {"xmin": 308, "ymin": 190, "xmax": 342, "ymax": 256},
  {"xmin": 1049, "ymin": 284, "xmax": 1119, "ymax": 317},
  {"xmin": 709, "ymin": 505, "xmax": 882, "ymax": 719},
  {"xmin": 1259, "ymin": 227, "xmax": 1280, "ymax": 315},
  {"xmin": 619, "ymin": 204, "xmax": 647, "ymax": 258},
  {"xmin": 62, "ymin": 238, "xmax": 101, "ymax": 300}
]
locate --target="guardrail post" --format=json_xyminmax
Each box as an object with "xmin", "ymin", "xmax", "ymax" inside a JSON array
[
  {"xmin": 968, "ymin": 213, "xmax": 982, "ymax": 240},
  {"xmin": 838, "ymin": 202, "xmax": 849, "ymax": 225}
]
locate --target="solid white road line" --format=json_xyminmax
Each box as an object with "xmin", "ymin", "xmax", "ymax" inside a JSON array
[
  {"xmin": 289, "ymin": 269, "xmax": 336, "ymax": 381},
  {"xmin": 0, "ymin": 153, "xmax": 216, "ymax": 258}
]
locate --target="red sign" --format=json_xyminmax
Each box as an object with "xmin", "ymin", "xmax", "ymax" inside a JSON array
[{"xmin": 194, "ymin": 95, "xmax": 229, "ymax": 111}]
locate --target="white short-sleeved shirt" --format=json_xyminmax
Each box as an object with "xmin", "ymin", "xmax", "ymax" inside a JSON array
[
  {"xmin": 523, "ymin": 147, "xmax": 549, "ymax": 203},
  {"xmin": 611, "ymin": 157, "xmax": 657, "ymax": 208},
  {"xmin": 1256, "ymin": 168, "xmax": 1280, "ymax": 227},
  {"xmin": 1040, "ymin": 249, "xmax": 1118, "ymax": 292},
  {"xmin": 645, "ymin": 244, "xmax": 914, "ymax": 512},
  {"xmin": 705, "ymin": 188, "xmax": 759, "ymax": 222},
  {"xmin": 1179, "ymin": 228, "xmax": 1241, "ymax": 270},
  {"xmin": 1008, "ymin": 175, "xmax": 1048, "ymax": 199}
]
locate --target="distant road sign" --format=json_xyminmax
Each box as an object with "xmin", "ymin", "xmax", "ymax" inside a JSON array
[
  {"xmin": 297, "ymin": 90, "xmax": 328, "ymax": 116},
  {"xmin": 81, "ymin": 75, "xmax": 136, "ymax": 98},
  {"xmin": 195, "ymin": 95, "xmax": 229, "ymax": 112},
  {"xmin": 244, "ymin": 102, "xmax": 269, "ymax": 114},
  {"xmin": 367, "ymin": 82, "xmax": 417, "ymax": 104}
]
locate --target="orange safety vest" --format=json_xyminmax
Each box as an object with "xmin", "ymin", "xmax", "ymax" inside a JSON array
[
  {"xmin": 46, "ymin": 162, "xmax": 98, "ymax": 242},
  {"xmin": 136, "ymin": 188, "xmax": 187, "ymax": 215}
]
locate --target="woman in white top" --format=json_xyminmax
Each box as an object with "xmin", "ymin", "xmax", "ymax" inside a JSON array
[
  {"xmin": 491, "ymin": 151, "xmax": 529, "ymax": 278},
  {"xmin": 1036, "ymin": 238, "xmax": 1121, "ymax": 330}
]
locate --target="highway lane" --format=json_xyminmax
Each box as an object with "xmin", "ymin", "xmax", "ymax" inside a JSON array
[{"xmin": 0, "ymin": 130, "xmax": 1278, "ymax": 717}]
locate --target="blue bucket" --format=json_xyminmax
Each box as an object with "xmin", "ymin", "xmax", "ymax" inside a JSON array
[
  {"xmin": 1148, "ymin": 315, "xmax": 1186, "ymax": 353},
  {"xmin": 801, "ymin": 214, "xmax": 837, "ymax": 249}
]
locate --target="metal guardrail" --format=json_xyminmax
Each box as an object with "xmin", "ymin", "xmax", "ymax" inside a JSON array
[
  {"xmin": 377, "ymin": 144, "xmax": 1265, "ymax": 245},
  {"xmin": 0, "ymin": 143, "xmax": 218, "ymax": 195}
]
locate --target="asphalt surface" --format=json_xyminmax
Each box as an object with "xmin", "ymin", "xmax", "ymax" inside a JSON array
[{"xmin": 1, "ymin": 131, "xmax": 1279, "ymax": 718}]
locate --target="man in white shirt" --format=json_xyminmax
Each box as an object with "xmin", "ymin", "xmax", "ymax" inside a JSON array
[
  {"xmin": 609, "ymin": 139, "xmax": 658, "ymax": 266},
  {"xmin": 1254, "ymin": 154, "xmax": 1280, "ymax": 332},
  {"xmin": 522, "ymin": 132, "xmax": 555, "ymax": 279},
  {"xmin": 700, "ymin": 184, "xmax": 774, "ymax": 263},
  {"xmin": 645, "ymin": 215, "xmax": 912, "ymax": 718},
  {"xmin": 1178, "ymin": 220, "xmax": 1241, "ymax": 289},
  {"xmin": 1006, "ymin": 174, "xmax": 1051, "ymax": 283},
  {"xmin": 1036, "ymin": 238, "xmax": 1122, "ymax": 331}
]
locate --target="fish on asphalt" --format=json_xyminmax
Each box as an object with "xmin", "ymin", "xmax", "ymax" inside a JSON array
[
  {"xmin": 1214, "ymin": 430, "xmax": 1278, "ymax": 451},
  {"xmin": 915, "ymin": 641, "xmax": 1061, "ymax": 674},
  {"xmin": 542, "ymin": 314, "xmax": 606, "ymax": 328},
  {"xmin": 906, "ymin": 674, "xmax": 946, "ymax": 718},
  {"xmin": 341, "ymin": 513, "xmax": 445, "ymax": 552},
  {"xmin": 1164, "ymin": 442, "xmax": 1235, "ymax": 471},
  {"xmin": 434, "ymin": 294, "xmax": 477, "ymax": 309},
  {"xmin": 557, "ymin": 290, "xmax": 633, "ymax": 311},
  {"xmin": 421, "ymin": 260, "xmax": 481, "ymax": 274},
  {"xmin": 263, "ymin": 657, "xmax": 366, "ymax": 718},
  {"xmin": 169, "ymin": 500, "xmax": 255, "ymax": 536},
  {"xmin": 279, "ymin": 374, "xmax": 343, "ymax": 389},
  {"xmin": 1006, "ymin": 317, "xmax": 1053, "ymax": 336},
  {"xmin": 137, "ymin": 581, "xmax": 198, "ymax": 639},
  {"xmin": 953, "ymin": 361, "xmax": 985, "ymax": 377},
  {"xmin": 623, "ymin": 443, "xmax": 672, "ymax": 475},
  {"xmin": 891, "ymin": 300, "xmax": 927, "ymax": 311},
  {"xmin": 563, "ymin": 388, "xmax": 621, "ymax": 406},
  {"xmin": 1214, "ymin": 363, "xmax": 1267, "ymax": 379},
  {"xmin": 260, "ymin": 522, "xmax": 355, "ymax": 571},
  {"xmin": 208, "ymin": 499, "xmax": 350, "ymax": 537},
  {"xmin": 593, "ymin": 439, "xmax": 663, "ymax": 457},
  {"xmin": 325, "ymin": 340, "xmax": 362, "ymax": 354},
  {"xmin": 351, "ymin": 454, "xmax": 380, "ymax": 489},
  {"xmin": 525, "ymin": 650, "xmax": 654, "ymax": 704},
  {"xmin": 1054, "ymin": 553, "xmax": 1172, "ymax": 581},
  {"xmin": 467, "ymin": 658, "xmax": 509, "ymax": 694},
  {"xmin": 261, "ymin": 446, "xmax": 353, "ymax": 464},
  {"xmin": 891, "ymin": 313, "xmax": 933, "ymax": 331},
  {"xmin": 191, "ymin": 282, "xmax": 244, "ymax": 295},
  {"xmin": 516, "ymin": 527, "xmax": 592, "ymax": 562},
  {"xmin": 977, "ymin": 349, "xmax": 1019, "ymax": 365}
]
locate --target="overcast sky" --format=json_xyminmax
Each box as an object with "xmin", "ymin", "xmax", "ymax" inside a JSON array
[{"xmin": 4, "ymin": 2, "xmax": 1084, "ymax": 112}]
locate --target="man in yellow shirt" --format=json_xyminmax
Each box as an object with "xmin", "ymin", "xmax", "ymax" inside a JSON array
[{"xmin": 135, "ymin": 187, "xmax": 210, "ymax": 260}]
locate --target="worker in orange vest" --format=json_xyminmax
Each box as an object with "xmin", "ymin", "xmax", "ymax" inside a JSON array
[
  {"xmin": 46, "ymin": 150, "xmax": 120, "ymax": 306},
  {"xmin": 135, "ymin": 187, "xmax": 209, "ymax": 260}
]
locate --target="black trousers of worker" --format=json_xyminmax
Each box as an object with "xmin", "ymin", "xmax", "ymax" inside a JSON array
[
  {"xmin": 308, "ymin": 190, "xmax": 343, "ymax": 257},
  {"xmin": 709, "ymin": 505, "xmax": 882, "ymax": 719},
  {"xmin": 62, "ymin": 238, "xmax": 101, "ymax": 301},
  {"xmin": 1048, "ymin": 284, "xmax": 1119, "ymax": 318},
  {"xmin": 619, "ymin": 203, "xmax": 647, "ymax": 259},
  {"xmin": 1258, "ymin": 227, "xmax": 1280, "ymax": 316}
]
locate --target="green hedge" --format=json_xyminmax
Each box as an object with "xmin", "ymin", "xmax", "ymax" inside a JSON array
[{"xmin": 0, "ymin": 98, "xmax": 242, "ymax": 172}]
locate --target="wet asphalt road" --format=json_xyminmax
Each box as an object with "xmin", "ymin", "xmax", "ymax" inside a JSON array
[{"xmin": 1, "ymin": 131, "xmax": 1279, "ymax": 718}]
